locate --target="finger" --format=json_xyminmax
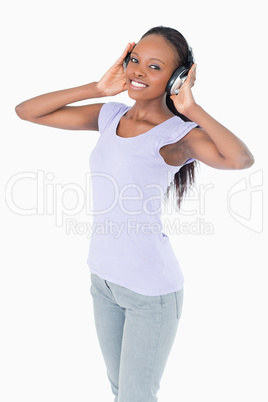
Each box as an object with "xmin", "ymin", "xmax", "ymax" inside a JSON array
[
  {"xmin": 189, "ymin": 64, "xmax": 197, "ymax": 84},
  {"xmin": 188, "ymin": 63, "xmax": 196, "ymax": 76},
  {"xmin": 193, "ymin": 64, "xmax": 197, "ymax": 77},
  {"xmin": 115, "ymin": 42, "xmax": 136, "ymax": 66},
  {"xmin": 183, "ymin": 64, "xmax": 195, "ymax": 84}
]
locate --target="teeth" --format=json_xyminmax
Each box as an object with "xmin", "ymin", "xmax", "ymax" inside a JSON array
[{"xmin": 131, "ymin": 80, "xmax": 147, "ymax": 88}]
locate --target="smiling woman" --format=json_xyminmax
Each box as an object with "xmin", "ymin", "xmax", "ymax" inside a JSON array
[
  {"xmin": 15, "ymin": 25, "xmax": 254, "ymax": 402},
  {"xmin": 125, "ymin": 34, "xmax": 177, "ymax": 100},
  {"xmin": 120, "ymin": 29, "xmax": 200, "ymax": 207}
]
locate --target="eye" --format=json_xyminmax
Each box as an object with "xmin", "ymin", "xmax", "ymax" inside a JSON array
[
  {"xmin": 149, "ymin": 64, "xmax": 160, "ymax": 70},
  {"xmin": 130, "ymin": 57, "xmax": 138, "ymax": 63}
]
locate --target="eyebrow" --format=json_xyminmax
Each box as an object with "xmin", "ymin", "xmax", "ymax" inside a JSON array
[{"xmin": 131, "ymin": 51, "xmax": 165, "ymax": 65}]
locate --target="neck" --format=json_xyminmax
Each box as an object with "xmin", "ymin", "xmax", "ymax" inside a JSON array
[{"xmin": 127, "ymin": 94, "xmax": 174, "ymax": 121}]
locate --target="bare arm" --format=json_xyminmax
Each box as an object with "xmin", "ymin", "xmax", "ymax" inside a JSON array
[
  {"xmin": 15, "ymin": 82, "xmax": 104, "ymax": 131},
  {"xmin": 182, "ymin": 107, "xmax": 255, "ymax": 169},
  {"xmin": 171, "ymin": 64, "xmax": 255, "ymax": 169},
  {"xmin": 15, "ymin": 42, "xmax": 135, "ymax": 131}
]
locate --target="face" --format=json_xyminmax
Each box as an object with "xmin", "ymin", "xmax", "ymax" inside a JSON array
[{"xmin": 126, "ymin": 34, "xmax": 178, "ymax": 101}]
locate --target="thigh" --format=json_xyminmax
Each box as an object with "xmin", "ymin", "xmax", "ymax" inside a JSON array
[
  {"xmin": 90, "ymin": 274, "xmax": 125, "ymax": 396},
  {"xmin": 107, "ymin": 282, "xmax": 184, "ymax": 402}
]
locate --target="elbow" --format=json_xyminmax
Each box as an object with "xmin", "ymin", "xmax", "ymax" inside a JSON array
[
  {"xmin": 15, "ymin": 103, "xmax": 32, "ymax": 121},
  {"xmin": 234, "ymin": 153, "xmax": 255, "ymax": 169},
  {"xmin": 15, "ymin": 104, "xmax": 26, "ymax": 120}
]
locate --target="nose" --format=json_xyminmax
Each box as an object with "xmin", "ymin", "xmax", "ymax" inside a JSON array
[
  {"xmin": 132, "ymin": 64, "xmax": 146, "ymax": 77},
  {"xmin": 134, "ymin": 69, "xmax": 145, "ymax": 77}
]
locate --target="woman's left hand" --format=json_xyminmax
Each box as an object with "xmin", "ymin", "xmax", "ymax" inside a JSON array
[{"xmin": 170, "ymin": 63, "xmax": 197, "ymax": 116}]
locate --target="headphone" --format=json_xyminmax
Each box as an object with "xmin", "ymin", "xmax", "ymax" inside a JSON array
[{"xmin": 123, "ymin": 41, "xmax": 195, "ymax": 96}]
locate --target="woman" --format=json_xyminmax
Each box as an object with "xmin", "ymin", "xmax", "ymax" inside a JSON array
[{"xmin": 15, "ymin": 26, "xmax": 254, "ymax": 402}]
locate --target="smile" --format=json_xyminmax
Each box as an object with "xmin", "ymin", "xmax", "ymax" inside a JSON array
[{"xmin": 130, "ymin": 80, "xmax": 148, "ymax": 88}]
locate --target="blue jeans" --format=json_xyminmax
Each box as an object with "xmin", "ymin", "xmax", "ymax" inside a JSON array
[{"xmin": 90, "ymin": 273, "xmax": 184, "ymax": 402}]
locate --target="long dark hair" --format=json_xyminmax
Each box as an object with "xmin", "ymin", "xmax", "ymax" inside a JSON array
[{"xmin": 141, "ymin": 26, "xmax": 199, "ymax": 209}]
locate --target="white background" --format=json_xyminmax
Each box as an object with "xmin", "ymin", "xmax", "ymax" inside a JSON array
[{"xmin": 1, "ymin": 0, "xmax": 267, "ymax": 401}]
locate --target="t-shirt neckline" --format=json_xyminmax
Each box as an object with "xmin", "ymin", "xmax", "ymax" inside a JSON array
[{"xmin": 114, "ymin": 106, "xmax": 177, "ymax": 140}]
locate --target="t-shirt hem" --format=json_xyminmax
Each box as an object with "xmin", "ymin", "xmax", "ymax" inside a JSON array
[{"xmin": 89, "ymin": 265, "xmax": 184, "ymax": 296}]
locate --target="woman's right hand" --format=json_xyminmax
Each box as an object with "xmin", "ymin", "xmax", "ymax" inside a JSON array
[
  {"xmin": 15, "ymin": 42, "xmax": 135, "ymax": 131},
  {"xmin": 96, "ymin": 42, "xmax": 136, "ymax": 97}
]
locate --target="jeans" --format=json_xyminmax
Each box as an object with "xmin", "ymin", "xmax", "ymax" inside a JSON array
[{"xmin": 90, "ymin": 273, "xmax": 184, "ymax": 402}]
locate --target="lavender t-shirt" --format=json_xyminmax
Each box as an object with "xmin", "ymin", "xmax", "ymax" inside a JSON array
[{"xmin": 86, "ymin": 102, "xmax": 198, "ymax": 296}]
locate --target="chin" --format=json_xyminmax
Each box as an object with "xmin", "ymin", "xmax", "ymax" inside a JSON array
[{"xmin": 127, "ymin": 89, "xmax": 164, "ymax": 102}]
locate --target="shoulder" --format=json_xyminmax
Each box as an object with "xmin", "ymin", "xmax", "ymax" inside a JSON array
[
  {"xmin": 180, "ymin": 126, "xmax": 228, "ymax": 167},
  {"xmin": 176, "ymin": 126, "xmax": 210, "ymax": 157},
  {"xmin": 158, "ymin": 115, "xmax": 199, "ymax": 146},
  {"xmin": 98, "ymin": 102, "xmax": 130, "ymax": 133},
  {"xmin": 180, "ymin": 127, "xmax": 212, "ymax": 148},
  {"xmin": 99, "ymin": 102, "xmax": 130, "ymax": 116}
]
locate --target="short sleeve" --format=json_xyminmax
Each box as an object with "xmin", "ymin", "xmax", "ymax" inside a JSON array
[
  {"xmin": 98, "ymin": 102, "xmax": 129, "ymax": 135},
  {"xmin": 182, "ymin": 157, "xmax": 196, "ymax": 165},
  {"xmin": 154, "ymin": 116, "xmax": 199, "ymax": 165}
]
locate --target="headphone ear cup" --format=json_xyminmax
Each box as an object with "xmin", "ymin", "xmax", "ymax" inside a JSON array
[
  {"xmin": 123, "ymin": 52, "xmax": 131, "ymax": 71},
  {"xmin": 166, "ymin": 66, "xmax": 190, "ymax": 95}
]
